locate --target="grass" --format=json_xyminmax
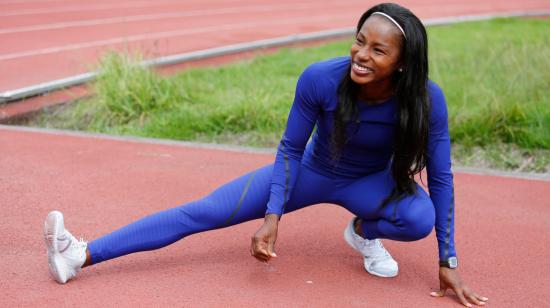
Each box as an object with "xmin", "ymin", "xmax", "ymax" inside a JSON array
[
  {"xmin": 429, "ymin": 18, "xmax": 550, "ymax": 150},
  {"xmin": 452, "ymin": 144, "xmax": 549, "ymax": 173},
  {"xmin": 30, "ymin": 18, "xmax": 550, "ymax": 172}
]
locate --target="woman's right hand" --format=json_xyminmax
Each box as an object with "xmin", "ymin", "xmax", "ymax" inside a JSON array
[{"xmin": 250, "ymin": 214, "xmax": 279, "ymax": 262}]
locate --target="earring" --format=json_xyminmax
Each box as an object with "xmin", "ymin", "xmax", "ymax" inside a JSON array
[{"xmin": 398, "ymin": 67, "xmax": 403, "ymax": 72}]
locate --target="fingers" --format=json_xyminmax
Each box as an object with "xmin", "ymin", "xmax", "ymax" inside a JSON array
[
  {"xmin": 469, "ymin": 290, "xmax": 488, "ymax": 303},
  {"xmin": 476, "ymin": 294, "xmax": 489, "ymax": 302},
  {"xmin": 465, "ymin": 293, "xmax": 485, "ymax": 306},
  {"xmin": 430, "ymin": 290, "xmax": 446, "ymax": 297},
  {"xmin": 250, "ymin": 221, "xmax": 278, "ymax": 263},
  {"xmin": 430, "ymin": 280, "xmax": 448, "ymax": 297},
  {"xmin": 432, "ymin": 269, "xmax": 488, "ymax": 306},
  {"xmin": 455, "ymin": 289, "xmax": 473, "ymax": 307},
  {"xmin": 250, "ymin": 246, "xmax": 267, "ymax": 262},
  {"xmin": 267, "ymin": 241, "xmax": 277, "ymax": 258},
  {"xmin": 465, "ymin": 288, "xmax": 489, "ymax": 306},
  {"xmin": 432, "ymin": 284, "xmax": 488, "ymax": 307},
  {"xmin": 251, "ymin": 247, "xmax": 269, "ymax": 262},
  {"xmin": 455, "ymin": 286, "xmax": 489, "ymax": 307},
  {"xmin": 250, "ymin": 236, "xmax": 271, "ymax": 263}
]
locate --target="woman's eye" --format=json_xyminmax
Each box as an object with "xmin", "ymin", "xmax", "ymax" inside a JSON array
[
  {"xmin": 355, "ymin": 38, "xmax": 364, "ymax": 45},
  {"xmin": 374, "ymin": 49, "xmax": 385, "ymax": 55}
]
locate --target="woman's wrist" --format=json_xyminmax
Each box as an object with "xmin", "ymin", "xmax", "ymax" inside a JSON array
[{"xmin": 264, "ymin": 213, "xmax": 280, "ymax": 224}]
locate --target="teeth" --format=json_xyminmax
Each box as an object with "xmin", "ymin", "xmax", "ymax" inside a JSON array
[{"xmin": 353, "ymin": 62, "xmax": 371, "ymax": 73}]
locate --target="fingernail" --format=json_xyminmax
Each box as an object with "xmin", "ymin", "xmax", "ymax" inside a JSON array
[
  {"xmin": 482, "ymin": 297, "xmax": 489, "ymax": 301},
  {"xmin": 467, "ymin": 304, "xmax": 472, "ymax": 307},
  {"xmin": 430, "ymin": 292, "xmax": 437, "ymax": 297},
  {"xmin": 272, "ymin": 253, "xmax": 277, "ymax": 257}
]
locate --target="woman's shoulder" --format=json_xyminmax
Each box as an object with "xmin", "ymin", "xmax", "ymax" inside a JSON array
[
  {"xmin": 427, "ymin": 80, "xmax": 445, "ymax": 97},
  {"xmin": 294, "ymin": 57, "xmax": 349, "ymax": 108},
  {"xmin": 301, "ymin": 56, "xmax": 350, "ymax": 82}
]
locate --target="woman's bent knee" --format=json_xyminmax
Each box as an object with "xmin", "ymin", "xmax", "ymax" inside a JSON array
[{"xmin": 400, "ymin": 198, "xmax": 435, "ymax": 241}]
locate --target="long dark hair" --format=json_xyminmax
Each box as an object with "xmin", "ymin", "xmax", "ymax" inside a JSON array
[{"xmin": 332, "ymin": 3, "xmax": 430, "ymax": 206}]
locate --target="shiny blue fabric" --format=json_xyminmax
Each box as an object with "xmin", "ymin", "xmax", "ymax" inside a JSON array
[
  {"xmin": 88, "ymin": 57, "xmax": 456, "ymax": 264},
  {"xmin": 88, "ymin": 163, "xmax": 435, "ymax": 264},
  {"xmin": 266, "ymin": 57, "xmax": 455, "ymax": 260}
]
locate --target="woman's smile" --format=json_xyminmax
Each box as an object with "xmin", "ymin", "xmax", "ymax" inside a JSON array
[{"xmin": 351, "ymin": 61, "xmax": 374, "ymax": 76}]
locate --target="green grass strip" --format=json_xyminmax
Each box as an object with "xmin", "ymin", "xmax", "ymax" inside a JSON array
[{"xmin": 34, "ymin": 18, "xmax": 550, "ymax": 151}]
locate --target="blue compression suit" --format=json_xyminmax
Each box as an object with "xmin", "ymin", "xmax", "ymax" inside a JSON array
[{"xmin": 88, "ymin": 56, "xmax": 456, "ymax": 264}]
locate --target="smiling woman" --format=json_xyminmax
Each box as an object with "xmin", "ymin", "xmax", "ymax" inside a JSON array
[
  {"xmin": 350, "ymin": 15, "xmax": 404, "ymax": 89},
  {"xmin": 334, "ymin": 4, "xmax": 430, "ymax": 209},
  {"xmin": 43, "ymin": 2, "xmax": 488, "ymax": 306}
]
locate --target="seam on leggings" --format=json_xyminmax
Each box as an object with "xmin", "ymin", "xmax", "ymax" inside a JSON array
[
  {"xmin": 443, "ymin": 187, "xmax": 455, "ymax": 259},
  {"xmin": 222, "ymin": 170, "xmax": 257, "ymax": 226},
  {"xmin": 281, "ymin": 151, "xmax": 290, "ymax": 215},
  {"xmin": 392, "ymin": 201, "xmax": 398, "ymax": 222}
]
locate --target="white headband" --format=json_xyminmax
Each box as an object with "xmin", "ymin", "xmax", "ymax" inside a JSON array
[{"xmin": 371, "ymin": 12, "xmax": 406, "ymax": 39}]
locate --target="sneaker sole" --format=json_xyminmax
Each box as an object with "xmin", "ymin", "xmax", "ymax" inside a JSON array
[
  {"xmin": 363, "ymin": 260, "xmax": 398, "ymax": 278},
  {"xmin": 44, "ymin": 211, "xmax": 68, "ymax": 284},
  {"xmin": 343, "ymin": 221, "xmax": 398, "ymax": 278}
]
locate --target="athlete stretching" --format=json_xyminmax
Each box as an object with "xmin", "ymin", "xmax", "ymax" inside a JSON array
[{"xmin": 44, "ymin": 3, "xmax": 487, "ymax": 306}]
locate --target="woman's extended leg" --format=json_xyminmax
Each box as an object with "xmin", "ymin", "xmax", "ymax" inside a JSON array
[
  {"xmin": 44, "ymin": 165, "xmax": 332, "ymax": 283},
  {"xmin": 45, "ymin": 163, "xmax": 335, "ymax": 283},
  {"xmin": 87, "ymin": 164, "xmax": 273, "ymax": 265},
  {"xmin": 76, "ymin": 163, "xmax": 336, "ymax": 265}
]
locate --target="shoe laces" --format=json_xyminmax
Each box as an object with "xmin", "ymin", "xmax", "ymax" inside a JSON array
[
  {"xmin": 59, "ymin": 231, "xmax": 87, "ymax": 261},
  {"xmin": 362, "ymin": 239, "xmax": 391, "ymax": 260}
]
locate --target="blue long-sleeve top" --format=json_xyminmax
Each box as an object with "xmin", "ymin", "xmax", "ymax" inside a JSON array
[{"xmin": 265, "ymin": 56, "xmax": 456, "ymax": 261}]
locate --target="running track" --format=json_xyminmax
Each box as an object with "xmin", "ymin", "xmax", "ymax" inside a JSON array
[
  {"xmin": 1, "ymin": 126, "xmax": 549, "ymax": 307},
  {"xmin": 1, "ymin": 0, "xmax": 550, "ymax": 93},
  {"xmin": 2, "ymin": 1, "xmax": 550, "ymax": 307}
]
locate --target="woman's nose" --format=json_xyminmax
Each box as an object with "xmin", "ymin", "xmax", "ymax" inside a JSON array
[{"xmin": 356, "ymin": 46, "xmax": 371, "ymax": 61}]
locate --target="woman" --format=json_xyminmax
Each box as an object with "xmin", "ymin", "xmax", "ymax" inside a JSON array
[{"xmin": 44, "ymin": 3, "xmax": 487, "ymax": 306}]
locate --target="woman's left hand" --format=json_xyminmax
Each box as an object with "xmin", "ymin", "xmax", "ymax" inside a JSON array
[{"xmin": 430, "ymin": 267, "xmax": 489, "ymax": 307}]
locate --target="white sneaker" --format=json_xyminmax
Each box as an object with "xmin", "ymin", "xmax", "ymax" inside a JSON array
[
  {"xmin": 343, "ymin": 217, "xmax": 398, "ymax": 277},
  {"xmin": 43, "ymin": 210, "xmax": 87, "ymax": 284}
]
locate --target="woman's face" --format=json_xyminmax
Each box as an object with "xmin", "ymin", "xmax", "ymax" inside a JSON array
[{"xmin": 350, "ymin": 15, "xmax": 404, "ymax": 88}]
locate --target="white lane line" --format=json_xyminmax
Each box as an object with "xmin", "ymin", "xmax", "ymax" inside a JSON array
[
  {"xmin": 0, "ymin": 14, "xmax": 353, "ymax": 62},
  {"xmin": 0, "ymin": 1, "xmax": 346, "ymax": 34},
  {"xmin": 0, "ymin": 27, "xmax": 353, "ymax": 102},
  {"xmin": 0, "ymin": 0, "xmax": 66, "ymax": 4},
  {"xmin": 0, "ymin": 0, "xmax": 256, "ymax": 16}
]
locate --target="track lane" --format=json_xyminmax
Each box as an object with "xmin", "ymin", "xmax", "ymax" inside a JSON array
[
  {"xmin": 1, "ymin": 126, "xmax": 548, "ymax": 307},
  {"xmin": 1, "ymin": 0, "xmax": 549, "ymax": 93}
]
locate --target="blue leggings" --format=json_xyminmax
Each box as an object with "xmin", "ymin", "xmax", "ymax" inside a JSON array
[{"xmin": 88, "ymin": 163, "xmax": 435, "ymax": 264}]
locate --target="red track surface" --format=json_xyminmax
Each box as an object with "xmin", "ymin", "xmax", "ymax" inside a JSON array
[
  {"xmin": 2, "ymin": 1, "xmax": 550, "ymax": 307},
  {"xmin": 1, "ymin": 0, "xmax": 550, "ymax": 92},
  {"xmin": 1, "ymin": 126, "xmax": 549, "ymax": 307}
]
